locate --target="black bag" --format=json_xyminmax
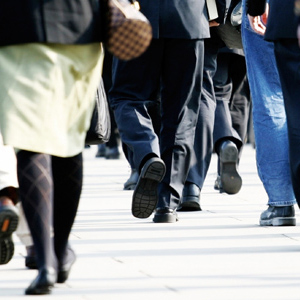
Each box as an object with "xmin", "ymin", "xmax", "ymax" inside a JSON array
[
  {"xmin": 215, "ymin": 0, "xmax": 243, "ymax": 49},
  {"xmin": 85, "ymin": 78, "xmax": 111, "ymax": 145}
]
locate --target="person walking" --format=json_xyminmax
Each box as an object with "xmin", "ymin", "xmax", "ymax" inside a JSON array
[
  {"xmin": 109, "ymin": 1, "xmax": 210, "ymax": 223},
  {"xmin": 0, "ymin": 0, "xmax": 104, "ymax": 295},
  {"xmin": 179, "ymin": 21, "xmax": 250, "ymax": 211},
  {"xmin": 212, "ymin": 49, "xmax": 250, "ymax": 195},
  {"xmin": 242, "ymin": 0, "xmax": 297, "ymax": 225},
  {"xmin": 0, "ymin": 131, "xmax": 37, "ymax": 269}
]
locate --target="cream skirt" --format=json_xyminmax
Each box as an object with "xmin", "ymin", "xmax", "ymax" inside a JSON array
[{"xmin": 0, "ymin": 43, "xmax": 103, "ymax": 157}]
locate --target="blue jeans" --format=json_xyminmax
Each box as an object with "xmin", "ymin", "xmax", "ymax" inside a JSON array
[{"xmin": 241, "ymin": 0, "xmax": 296, "ymax": 206}]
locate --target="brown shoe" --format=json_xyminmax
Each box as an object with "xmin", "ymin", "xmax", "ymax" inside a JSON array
[{"xmin": 0, "ymin": 197, "xmax": 19, "ymax": 265}]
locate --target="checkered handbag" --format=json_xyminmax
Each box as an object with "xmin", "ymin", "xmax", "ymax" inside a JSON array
[{"xmin": 104, "ymin": 0, "xmax": 152, "ymax": 61}]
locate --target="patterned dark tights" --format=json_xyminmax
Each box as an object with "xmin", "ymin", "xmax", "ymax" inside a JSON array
[{"xmin": 17, "ymin": 150, "xmax": 82, "ymax": 269}]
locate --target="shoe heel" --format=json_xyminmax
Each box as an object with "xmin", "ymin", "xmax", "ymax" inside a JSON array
[
  {"xmin": 153, "ymin": 209, "xmax": 178, "ymax": 223},
  {"xmin": 219, "ymin": 143, "xmax": 239, "ymax": 163},
  {"xmin": 272, "ymin": 217, "xmax": 296, "ymax": 226},
  {"xmin": 141, "ymin": 159, "xmax": 166, "ymax": 182}
]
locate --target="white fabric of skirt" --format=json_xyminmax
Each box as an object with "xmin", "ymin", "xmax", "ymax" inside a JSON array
[{"xmin": 0, "ymin": 43, "xmax": 103, "ymax": 157}]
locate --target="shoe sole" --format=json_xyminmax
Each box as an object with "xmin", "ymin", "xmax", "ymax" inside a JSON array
[
  {"xmin": 0, "ymin": 236, "xmax": 14, "ymax": 265},
  {"xmin": 25, "ymin": 285, "xmax": 53, "ymax": 295},
  {"xmin": 153, "ymin": 212, "xmax": 178, "ymax": 223},
  {"xmin": 177, "ymin": 200, "xmax": 201, "ymax": 212},
  {"xmin": 219, "ymin": 144, "xmax": 242, "ymax": 195},
  {"xmin": 260, "ymin": 217, "xmax": 296, "ymax": 226},
  {"xmin": 0, "ymin": 208, "xmax": 19, "ymax": 265},
  {"xmin": 132, "ymin": 158, "xmax": 166, "ymax": 219}
]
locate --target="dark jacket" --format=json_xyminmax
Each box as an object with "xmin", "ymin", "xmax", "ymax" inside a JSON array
[
  {"xmin": 139, "ymin": 0, "xmax": 210, "ymax": 39},
  {"xmin": 246, "ymin": 0, "xmax": 298, "ymax": 40},
  {"xmin": 216, "ymin": 0, "xmax": 232, "ymax": 24},
  {"xmin": 0, "ymin": 0, "xmax": 102, "ymax": 46}
]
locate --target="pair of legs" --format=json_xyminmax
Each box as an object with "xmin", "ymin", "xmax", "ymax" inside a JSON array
[
  {"xmin": 110, "ymin": 38, "xmax": 204, "ymax": 223},
  {"xmin": 0, "ymin": 42, "xmax": 103, "ymax": 295},
  {"xmin": 17, "ymin": 151, "xmax": 82, "ymax": 294},
  {"xmin": 212, "ymin": 50, "xmax": 250, "ymax": 195},
  {"xmin": 241, "ymin": 0, "xmax": 296, "ymax": 225},
  {"xmin": 179, "ymin": 35, "xmax": 217, "ymax": 211},
  {"xmin": 122, "ymin": 100, "xmax": 161, "ymax": 191},
  {"xmin": 180, "ymin": 32, "xmax": 250, "ymax": 211},
  {"xmin": 274, "ymin": 40, "xmax": 300, "ymax": 206}
]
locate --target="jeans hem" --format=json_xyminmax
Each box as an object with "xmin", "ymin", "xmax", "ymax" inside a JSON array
[{"xmin": 267, "ymin": 200, "xmax": 296, "ymax": 206}]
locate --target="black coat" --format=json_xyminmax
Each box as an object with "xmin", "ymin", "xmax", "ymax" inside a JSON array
[
  {"xmin": 246, "ymin": 0, "xmax": 298, "ymax": 40},
  {"xmin": 139, "ymin": 0, "xmax": 210, "ymax": 39},
  {"xmin": 0, "ymin": 0, "xmax": 102, "ymax": 46}
]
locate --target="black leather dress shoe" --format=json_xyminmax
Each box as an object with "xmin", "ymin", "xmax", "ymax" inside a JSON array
[
  {"xmin": 218, "ymin": 140, "xmax": 242, "ymax": 194},
  {"xmin": 177, "ymin": 183, "xmax": 201, "ymax": 211},
  {"xmin": 0, "ymin": 197, "xmax": 19, "ymax": 265},
  {"xmin": 25, "ymin": 267, "xmax": 57, "ymax": 295},
  {"xmin": 123, "ymin": 169, "xmax": 139, "ymax": 190},
  {"xmin": 132, "ymin": 157, "xmax": 166, "ymax": 219},
  {"xmin": 260, "ymin": 205, "xmax": 296, "ymax": 226},
  {"xmin": 57, "ymin": 247, "xmax": 76, "ymax": 283},
  {"xmin": 153, "ymin": 207, "xmax": 178, "ymax": 223}
]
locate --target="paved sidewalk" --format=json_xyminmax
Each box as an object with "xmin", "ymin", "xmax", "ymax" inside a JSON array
[{"xmin": 1, "ymin": 144, "xmax": 300, "ymax": 299}]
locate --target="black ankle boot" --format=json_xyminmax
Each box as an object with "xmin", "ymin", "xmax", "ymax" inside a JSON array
[{"xmin": 25, "ymin": 267, "xmax": 57, "ymax": 295}]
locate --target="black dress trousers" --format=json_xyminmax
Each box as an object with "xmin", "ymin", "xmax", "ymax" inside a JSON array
[{"xmin": 109, "ymin": 38, "xmax": 204, "ymax": 208}]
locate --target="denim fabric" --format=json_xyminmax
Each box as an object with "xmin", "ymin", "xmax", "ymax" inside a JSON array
[{"xmin": 241, "ymin": 0, "xmax": 296, "ymax": 206}]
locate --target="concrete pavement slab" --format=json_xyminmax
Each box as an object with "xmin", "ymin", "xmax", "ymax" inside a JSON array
[{"xmin": 1, "ymin": 144, "xmax": 300, "ymax": 300}]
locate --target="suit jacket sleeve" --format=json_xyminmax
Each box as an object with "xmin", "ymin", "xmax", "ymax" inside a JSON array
[{"xmin": 246, "ymin": 0, "xmax": 266, "ymax": 16}]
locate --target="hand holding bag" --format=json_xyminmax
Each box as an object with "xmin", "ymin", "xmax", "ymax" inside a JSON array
[
  {"xmin": 85, "ymin": 78, "xmax": 111, "ymax": 145},
  {"xmin": 102, "ymin": 0, "xmax": 152, "ymax": 61}
]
